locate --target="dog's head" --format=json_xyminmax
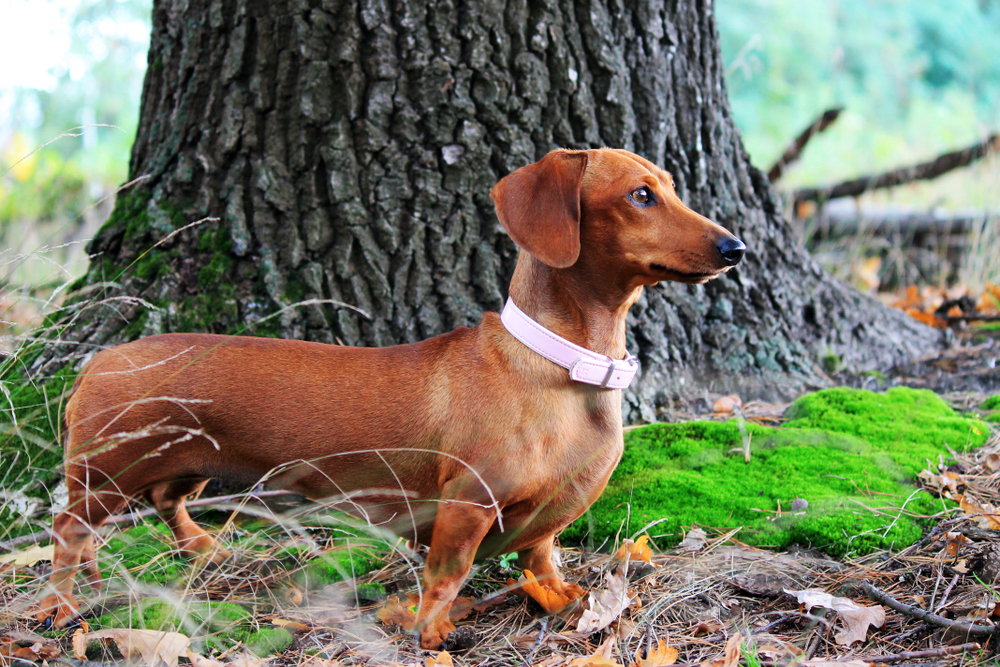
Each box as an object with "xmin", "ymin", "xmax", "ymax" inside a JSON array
[{"xmin": 491, "ymin": 148, "xmax": 745, "ymax": 287}]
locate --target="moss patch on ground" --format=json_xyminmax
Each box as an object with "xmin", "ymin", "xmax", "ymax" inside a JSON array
[
  {"xmin": 565, "ymin": 387, "xmax": 988, "ymax": 558},
  {"xmin": 85, "ymin": 522, "xmax": 385, "ymax": 656},
  {"xmin": 292, "ymin": 545, "xmax": 386, "ymax": 590},
  {"xmin": 91, "ymin": 599, "xmax": 293, "ymax": 657},
  {"xmin": 100, "ymin": 523, "xmax": 189, "ymax": 586}
]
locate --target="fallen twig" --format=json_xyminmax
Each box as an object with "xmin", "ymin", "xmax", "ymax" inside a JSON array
[
  {"xmin": 864, "ymin": 642, "xmax": 980, "ymax": 663},
  {"xmin": 520, "ymin": 618, "xmax": 548, "ymax": 667},
  {"xmin": 862, "ymin": 580, "xmax": 1000, "ymax": 637},
  {"xmin": 894, "ymin": 517, "xmax": 965, "ymax": 559},
  {"xmin": 933, "ymin": 574, "xmax": 960, "ymax": 614}
]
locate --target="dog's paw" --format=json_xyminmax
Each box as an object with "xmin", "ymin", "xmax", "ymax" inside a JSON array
[
  {"xmin": 36, "ymin": 595, "xmax": 82, "ymax": 629},
  {"xmin": 418, "ymin": 617, "xmax": 457, "ymax": 650}
]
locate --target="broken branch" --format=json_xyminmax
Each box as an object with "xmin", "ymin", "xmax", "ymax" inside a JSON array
[
  {"xmin": 793, "ymin": 134, "xmax": 1000, "ymax": 204},
  {"xmin": 861, "ymin": 580, "xmax": 1000, "ymax": 637},
  {"xmin": 865, "ymin": 642, "xmax": 980, "ymax": 663},
  {"xmin": 767, "ymin": 107, "xmax": 843, "ymax": 182}
]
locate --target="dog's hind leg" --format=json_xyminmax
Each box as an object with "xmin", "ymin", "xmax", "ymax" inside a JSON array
[
  {"xmin": 79, "ymin": 535, "xmax": 101, "ymax": 591},
  {"xmin": 143, "ymin": 479, "xmax": 231, "ymax": 563},
  {"xmin": 38, "ymin": 484, "xmax": 125, "ymax": 626}
]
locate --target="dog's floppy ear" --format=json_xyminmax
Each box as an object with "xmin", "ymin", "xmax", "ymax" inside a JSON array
[{"xmin": 491, "ymin": 150, "xmax": 588, "ymax": 268}]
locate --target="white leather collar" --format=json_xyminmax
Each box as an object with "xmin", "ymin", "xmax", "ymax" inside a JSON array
[{"xmin": 500, "ymin": 298, "xmax": 639, "ymax": 390}]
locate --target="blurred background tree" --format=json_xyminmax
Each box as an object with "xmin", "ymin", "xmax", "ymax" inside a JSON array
[
  {"xmin": 0, "ymin": 0, "xmax": 148, "ymax": 293},
  {"xmin": 1, "ymin": 0, "xmax": 998, "ymax": 317}
]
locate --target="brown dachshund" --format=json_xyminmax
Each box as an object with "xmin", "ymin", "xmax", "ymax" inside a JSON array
[{"xmin": 39, "ymin": 148, "xmax": 744, "ymax": 649}]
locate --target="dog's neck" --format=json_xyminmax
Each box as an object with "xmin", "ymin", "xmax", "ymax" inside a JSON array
[{"xmin": 507, "ymin": 254, "xmax": 641, "ymax": 360}]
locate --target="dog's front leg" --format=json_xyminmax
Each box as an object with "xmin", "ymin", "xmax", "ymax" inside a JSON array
[{"xmin": 415, "ymin": 492, "xmax": 496, "ymax": 650}]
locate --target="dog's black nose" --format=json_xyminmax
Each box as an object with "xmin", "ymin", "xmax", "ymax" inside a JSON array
[{"xmin": 717, "ymin": 237, "xmax": 746, "ymax": 266}]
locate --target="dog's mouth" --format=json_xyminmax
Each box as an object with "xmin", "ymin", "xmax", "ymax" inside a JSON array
[{"xmin": 649, "ymin": 263, "xmax": 725, "ymax": 284}]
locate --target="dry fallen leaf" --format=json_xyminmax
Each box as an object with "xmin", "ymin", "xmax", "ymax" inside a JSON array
[
  {"xmin": 376, "ymin": 595, "xmax": 417, "ymax": 631},
  {"xmin": 675, "ymin": 526, "xmax": 708, "ymax": 553},
  {"xmin": 690, "ymin": 621, "xmax": 722, "ymax": 637},
  {"xmin": 904, "ymin": 307, "xmax": 945, "ymax": 328},
  {"xmin": 918, "ymin": 468, "xmax": 960, "ymax": 495},
  {"xmin": 225, "ymin": 655, "xmax": 268, "ymax": 667},
  {"xmin": 185, "ymin": 650, "xmax": 227, "ymax": 667},
  {"xmin": 576, "ymin": 569, "xmax": 636, "ymax": 634},
  {"xmin": 615, "ymin": 535, "xmax": 653, "ymax": 565},
  {"xmin": 786, "ymin": 588, "xmax": 885, "ymax": 645},
  {"xmin": 958, "ymin": 494, "xmax": 1000, "ymax": 530},
  {"xmin": 283, "ymin": 587, "xmax": 304, "ymax": 606},
  {"xmin": 632, "ymin": 638, "xmax": 678, "ymax": 667},
  {"xmin": 472, "ymin": 591, "xmax": 508, "ymax": 613},
  {"xmin": 701, "ymin": 632, "xmax": 741, "ymax": 667},
  {"xmin": 82, "ymin": 629, "xmax": 190, "ymax": 667},
  {"xmin": 272, "ymin": 618, "xmax": 310, "ymax": 632},
  {"xmin": 568, "ymin": 636, "xmax": 621, "ymax": 667},
  {"xmin": 426, "ymin": 650, "xmax": 454, "ymax": 667},
  {"xmin": 73, "ymin": 629, "xmax": 88, "ymax": 660},
  {"xmin": 944, "ymin": 531, "xmax": 967, "ymax": 558},
  {"xmin": 0, "ymin": 544, "xmax": 54, "ymax": 566},
  {"xmin": 0, "ymin": 637, "xmax": 59, "ymax": 663},
  {"xmin": 448, "ymin": 596, "xmax": 476, "ymax": 622}
]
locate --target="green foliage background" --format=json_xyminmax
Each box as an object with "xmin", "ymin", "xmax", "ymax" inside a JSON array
[{"xmin": 718, "ymin": 0, "xmax": 1000, "ymax": 205}]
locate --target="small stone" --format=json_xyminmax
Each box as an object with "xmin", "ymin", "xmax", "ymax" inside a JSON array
[{"xmin": 791, "ymin": 497, "xmax": 809, "ymax": 511}]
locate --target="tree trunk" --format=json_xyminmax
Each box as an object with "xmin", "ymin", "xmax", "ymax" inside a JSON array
[{"xmin": 54, "ymin": 0, "xmax": 940, "ymax": 423}]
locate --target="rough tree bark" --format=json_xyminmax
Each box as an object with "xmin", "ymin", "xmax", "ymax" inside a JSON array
[{"xmin": 53, "ymin": 0, "xmax": 940, "ymax": 423}]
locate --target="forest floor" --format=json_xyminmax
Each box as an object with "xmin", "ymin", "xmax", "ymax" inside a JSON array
[{"xmin": 1, "ymin": 327, "xmax": 999, "ymax": 667}]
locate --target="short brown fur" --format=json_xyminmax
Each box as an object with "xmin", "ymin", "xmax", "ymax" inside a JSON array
[{"xmin": 39, "ymin": 148, "xmax": 743, "ymax": 648}]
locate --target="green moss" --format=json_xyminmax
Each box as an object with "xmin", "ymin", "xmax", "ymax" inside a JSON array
[
  {"xmin": 134, "ymin": 248, "xmax": 177, "ymax": 282},
  {"xmin": 246, "ymin": 628, "xmax": 294, "ymax": 656},
  {"xmin": 821, "ymin": 352, "xmax": 841, "ymax": 373},
  {"xmin": 566, "ymin": 387, "xmax": 985, "ymax": 557},
  {"xmin": 0, "ymin": 361, "xmax": 78, "ymax": 527},
  {"xmin": 111, "ymin": 190, "xmax": 152, "ymax": 243},
  {"xmin": 784, "ymin": 387, "xmax": 986, "ymax": 472},
  {"xmin": 355, "ymin": 582, "xmax": 387, "ymax": 603},
  {"xmin": 168, "ymin": 286, "xmax": 238, "ymax": 334},
  {"xmin": 100, "ymin": 523, "xmax": 188, "ymax": 586},
  {"xmin": 284, "ymin": 276, "xmax": 307, "ymax": 304},
  {"xmin": 196, "ymin": 226, "xmax": 235, "ymax": 287},
  {"xmin": 293, "ymin": 546, "xmax": 384, "ymax": 590},
  {"xmin": 986, "ymin": 413, "xmax": 1000, "ymax": 424},
  {"xmin": 982, "ymin": 395, "xmax": 1000, "ymax": 411},
  {"xmin": 95, "ymin": 599, "xmax": 249, "ymax": 634},
  {"xmin": 198, "ymin": 253, "xmax": 234, "ymax": 287},
  {"xmin": 93, "ymin": 599, "xmax": 292, "ymax": 656}
]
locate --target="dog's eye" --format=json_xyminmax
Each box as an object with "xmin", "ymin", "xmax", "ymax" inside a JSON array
[{"xmin": 630, "ymin": 187, "xmax": 652, "ymax": 205}]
